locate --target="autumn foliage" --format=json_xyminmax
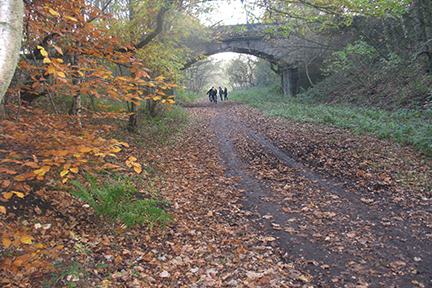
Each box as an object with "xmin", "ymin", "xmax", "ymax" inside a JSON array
[
  {"xmin": 1, "ymin": 0, "xmax": 182, "ymax": 284},
  {"xmin": 19, "ymin": 0, "xmax": 175, "ymax": 107},
  {"xmin": 2, "ymin": 0, "xmax": 178, "ymax": 205}
]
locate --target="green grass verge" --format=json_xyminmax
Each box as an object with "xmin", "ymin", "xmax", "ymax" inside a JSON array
[{"xmin": 230, "ymin": 86, "xmax": 432, "ymax": 156}]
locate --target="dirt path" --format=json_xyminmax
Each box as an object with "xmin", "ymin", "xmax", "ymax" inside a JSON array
[
  {"xmin": 2, "ymin": 99, "xmax": 432, "ymax": 287},
  {"xmin": 185, "ymin": 100, "xmax": 432, "ymax": 287}
]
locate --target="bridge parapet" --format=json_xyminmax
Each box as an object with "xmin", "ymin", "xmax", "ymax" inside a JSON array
[{"xmin": 210, "ymin": 23, "xmax": 288, "ymax": 41}]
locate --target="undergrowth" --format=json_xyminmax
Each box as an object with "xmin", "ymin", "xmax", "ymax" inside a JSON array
[
  {"xmin": 66, "ymin": 101, "xmax": 189, "ymax": 229},
  {"xmin": 176, "ymin": 89, "xmax": 201, "ymax": 103}
]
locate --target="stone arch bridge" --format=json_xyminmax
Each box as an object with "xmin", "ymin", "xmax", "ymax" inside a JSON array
[{"xmin": 183, "ymin": 23, "xmax": 306, "ymax": 96}]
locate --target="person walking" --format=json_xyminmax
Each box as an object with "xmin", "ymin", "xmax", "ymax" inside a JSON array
[
  {"xmin": 219, "ymin": 87, "xmax": 223, "ymax": 101},
  {"xmin": 212, "ymin": 87, "xmax": 217, "ymax": 103},
  {"xmin": 223, "ymin": 87, "xmax": 228, "ymax": 100},
  {"xmin": 207, "ymin": 87, "xmax": 215, "ymax": 103}
]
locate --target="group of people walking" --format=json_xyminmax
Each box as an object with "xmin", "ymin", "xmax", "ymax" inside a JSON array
[{"xmin": 207, "ymin": 87, "xmax": 228, "ymax": 103}]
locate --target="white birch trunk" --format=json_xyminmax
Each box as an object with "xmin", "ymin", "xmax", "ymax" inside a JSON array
[{"xmin": 0, "ymin": 0, "xmax": 24, "ymax": 105}]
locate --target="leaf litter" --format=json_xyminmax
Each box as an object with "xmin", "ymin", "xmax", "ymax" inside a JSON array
[
  {"xmin": 195, "ymin": 101, "xmax": 432, "ymax": 288},
  {"xmin": 1, "ymin": 100, "xmax": 431, "ymax": 287}
]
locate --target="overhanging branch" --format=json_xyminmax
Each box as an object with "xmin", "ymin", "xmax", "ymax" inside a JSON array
[{"xmin": 117, "ymin": 7, "xmax": 168, "ymax": 53}]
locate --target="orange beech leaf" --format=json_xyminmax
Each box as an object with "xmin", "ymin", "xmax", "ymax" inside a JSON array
[
  {"xmin": 111, "ymin": 147, "xmax": 121, "ymax": 153},
  {"xmin": 47, "ymin": 66, "xmax": 56, "ymax": 74},
  {"xmin": 2, "ymin": 258, "xmax": 12, "ymax": 268},
  {"xmin": 70, "ymin": 167, "xmax": 79, "ymax": 173},
  {"xmin": 51, "ymin": 44, "xmax": 63, "ymax": 55},
  {"xmin": 14, "ymin": 174, "xmax": 29, "ymax": 182},
  {"xmin": 12, "ymin": 238, "xmax": 21, "ymax": 247},
  {"xmin": 60, "ymin": 170, "xmax": 69, "ymax": 177},
  {"xmin": 128, "ymin": 156, "xmax": 137, "ymax": 162},
  {"xmin": 48, "ymin": 7, "xmax": 60, "ymax": 17},
  {"xmin": 104, "ymin": 163, "xmax": 120, "ymax": 169},
  {"xmin": 0, "ymin": 168, "xmax": 17, "ymax": 175},
  {"xmin": 0, "ymin": 206, "xmax": 6, "ymax": 214},
  {"xmin": 41, "ymin": 166, "xmax": 50, "ymax": 172},
  {"xmin": 63, "ymin": 163, "xmax": 71, "ymax": 170},
  {"xmin": 63, "ymin": 15, "xmax": 78, "ymax": 22},
  {"xmin": 1, "ymin": 180, "xmax": 11, "ymax": 188},
  {"xmin": 133, "ymin": 165, "xmax": 142, "ymax": 174},
  {"xmin": 3, "ymin": 191, "xmax": 24, "ymax": 199},
  {"xmin": 12, "ymin": 259, "xmax": 23, "ymax": 266},
  {"xmin": 33, "ymin": 169, "xmax": 47, "ymax": 176},
  {"xmin": 3, "ymin": 191, "xmax": 14, "ymax": 200},
  {"xmin": 18, "ymin": 184, "xmax": 31, "ymax": 192},
  {"xmin": 20, "ymin": 235, "xmax": 34, "ymax": 245},
  {"xmin": 37, "ymin": 46, "xmax": 48, "ymax": 57},
  {"xmin": 12, "ymin": 191, "xmax": 25, "ymax": 198},
  {"xmin": 80, "ymin": 147, "xmax": 92, "ymax": 153},
  {"xmin": 2, "ymin": 237, "xmax": 11, "ymax": 247},
  {"xmin": 24, "ymin": 162, "xmax": 40, "ymax": 168},
  {"xmin": 34, "ymin": 243, "xmax": 44, "ymax": 249}
]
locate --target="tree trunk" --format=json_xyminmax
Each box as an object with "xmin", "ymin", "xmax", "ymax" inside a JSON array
[
  {"xmin": 146, "ymin": 94, "xmax": 157, "ymax": 117},
  {"xmin": 0, "ymin": 0, "xmax": 24, "ymax": 117},
  {"xmin": 413, "ymin": 0, "xmax": 432, "ymax": 72},
  {"xmin": 128, "ymin": 101, "xmax": 137, "ymax": 131},
  {"xmin": 71, "ymin": 95, "xmax": 82, "ymax": 116}
]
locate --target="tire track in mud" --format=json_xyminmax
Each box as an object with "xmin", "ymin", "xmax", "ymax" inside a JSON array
[{"xmin": 203, "ymin": 103, "xmax": 432, "ymax": 287}]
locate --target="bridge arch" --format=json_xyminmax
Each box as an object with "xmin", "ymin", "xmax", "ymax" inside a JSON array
[{"xmin": 182, "ymin": 24, "xmax": 300, "ymax": 96}]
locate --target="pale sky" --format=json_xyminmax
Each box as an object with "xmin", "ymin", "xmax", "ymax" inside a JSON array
[
  {"xmin": 200, "ymin": 0, "xmax": 258, "ymax": 61},
  {"xmin": 201, "ymin": 0, "xmax": 249, "ymax": 26}
]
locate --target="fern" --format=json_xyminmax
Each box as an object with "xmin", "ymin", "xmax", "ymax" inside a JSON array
[{"xmin": 70, "ymin": 176, "xmax": 172, "ymax": 228}]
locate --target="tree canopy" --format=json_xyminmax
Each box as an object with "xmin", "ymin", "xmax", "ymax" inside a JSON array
[{"xmin": 0, "ymin": 0, "xmax": 210, "ymax": 214}]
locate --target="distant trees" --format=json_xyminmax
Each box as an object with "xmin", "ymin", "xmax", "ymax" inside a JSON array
[
  {"xmin": 181, "ymin": 59, "xmax": 221, "ymax": 94},
  {"xmin": 225, "ymin": 55, "xmax": 278, "ymax": 90},
  {"xmin": 226, "ymin": 55, "xmax": 256, "ymax": 89}
]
